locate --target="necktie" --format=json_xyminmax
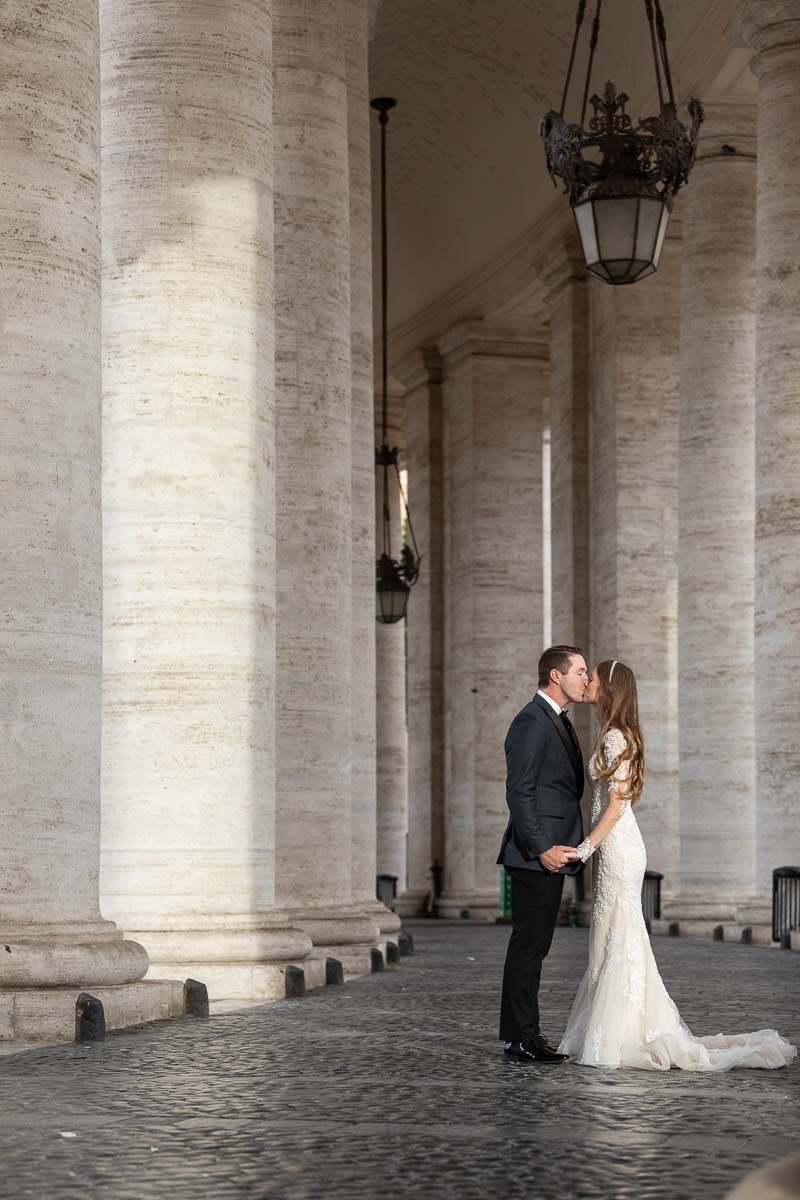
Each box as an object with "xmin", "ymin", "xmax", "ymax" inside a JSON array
[{"xmin": 560, "ymin": 710, "xmax": 580, "ymax": 758}]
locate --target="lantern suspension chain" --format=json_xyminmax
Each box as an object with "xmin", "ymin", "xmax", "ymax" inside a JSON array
[
  {"xmin": 644, "ymin": 0, "xmax": 665, "ymax": 109},
  {"xmin": 653, "ymin": 0, "xmax": 676, "ymax": 108},
  {"xmin": 579, "ymin": 0, "xmax": 602, "ymax": 129},
  {"xmin": 559, "ymin": 0, "xmax": 587, "ymax": 118}
]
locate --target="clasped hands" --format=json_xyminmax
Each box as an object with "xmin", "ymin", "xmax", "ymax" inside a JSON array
[{"xmin": 540, "ymin": 844, "xmax": 580, "ymax": 872}]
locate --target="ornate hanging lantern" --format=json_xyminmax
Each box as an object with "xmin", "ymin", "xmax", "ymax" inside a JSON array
[
  {"xmin": 540, "ymin": 0, "xmax": 704, "ymax": 285},
  {"xmin": 371, "ymin": 97, "xmax": 421, "ymax": 624}
]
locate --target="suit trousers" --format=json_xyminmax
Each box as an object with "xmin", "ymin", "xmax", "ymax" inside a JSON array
[{"xmin": 498, "ymin": 867, "xmax": 565, "ymax": 1042}]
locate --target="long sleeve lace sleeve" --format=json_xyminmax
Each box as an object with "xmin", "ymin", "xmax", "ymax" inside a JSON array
[{"xmin": 575, "ymin": 729, "xmax": 631, "ymax": 862}]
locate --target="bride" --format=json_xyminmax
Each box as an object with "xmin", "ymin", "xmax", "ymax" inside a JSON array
[{"xmin": 559, "ymin": 658, "xmax": 796, "ymax": 1072}]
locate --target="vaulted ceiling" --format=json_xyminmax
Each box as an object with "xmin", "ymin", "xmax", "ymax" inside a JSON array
[{"xmin": 369, "ymin": 0, "xmax": 744, "ymax": 341}]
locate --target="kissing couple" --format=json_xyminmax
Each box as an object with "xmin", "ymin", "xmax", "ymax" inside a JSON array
[{"xmin": 497, "ymin": 645, "xmax": 795, "ymax": 1072}]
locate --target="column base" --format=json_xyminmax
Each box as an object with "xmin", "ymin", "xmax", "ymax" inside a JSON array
[
  {"xmin": 395, "ymin": 889, "xmax": 430, "ymax": 918},
  {"xmin": 0, "ymin": 979, "xmax": 186, "ymax": 1045},
  {"xmin": 0, "ymin": 935, "xmax": 149, "ymax": 988},
  {"xmin": 436, "ymin": 891, "xmax": 498, "ymax": 922},
  {"xmin": 123, "ymin": 915, "xmax": 315, "ymax": 1002},
  {"xmin": 287, "ymin": 906, "xmax": 383, "ymax": 976}
]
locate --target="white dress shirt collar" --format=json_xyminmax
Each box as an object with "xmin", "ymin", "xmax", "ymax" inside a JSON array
[{"xmin": 536, "ymin": 688, "xmax": 566, "ymax": 716}]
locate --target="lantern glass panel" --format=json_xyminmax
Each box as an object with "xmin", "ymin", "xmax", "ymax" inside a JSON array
[
  {"xmin": 594, "ymin": 197, "xmax": 641, "ymax": 264},
  {"xmin": 574, "ymin": 201, "xmax": 598, "ymax": 267}
]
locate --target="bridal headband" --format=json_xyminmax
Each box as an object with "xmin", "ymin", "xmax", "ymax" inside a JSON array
[{"xmin": 609, "ymin": 660, "xmax": 618, "ymax": 680}]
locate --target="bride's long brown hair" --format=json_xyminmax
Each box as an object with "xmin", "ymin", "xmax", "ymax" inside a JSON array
[{"xmin": 594, "ymin": 660, "xmax": 645, "ymax": 804}]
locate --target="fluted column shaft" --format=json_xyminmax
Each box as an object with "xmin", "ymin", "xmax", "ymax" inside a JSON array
[
  {"xmin": 0, "ymin": 0, "xmax": 151, "ymax": 1016},
  {"xmin": 676, "ymin": 105, "xmax": 757, "ymax": 918},
  {"xmin": 375, "ymin": 388, "xmax": 408, "ymax": 891},
  {"xmin": 589, "ymin": 235, "xmax": 681, "ymax": 894},
  {"xmin": 438, "ymin": 323, "xmax": 547, "ymax": 921},
  {"xmin": 273, "ymin": 0, "xmax": 379, "ymax": 968},
  {"xmin": 100, "ymin": 0, "xmax": 311, "ymax": 1001},
  {"xmin": 395, "ymin": 351, "xmax": 445, "ymax": 916},
  {"xmin": 739, "ymin": 1, "xmax": 800, "ymax": 901}
]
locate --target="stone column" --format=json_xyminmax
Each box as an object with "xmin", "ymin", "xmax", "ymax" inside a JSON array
[
  {"xmin": 395, "ymin": 351, "xmax": 445, "ymax": 917},
  {"xmin": 674, "ymin": 104, "xmax": 758, "ymax": 925},
  {"xmin": 438, "ymin": 322, "xmax": 548, "ymax": 920},
  {"xmin": 542, "ymin": 235, "xmax": 593, "ymax": 924},
  {"xmin": 0, "ymin": 0, "xmax": 184, "ymax": 1041},
  {"xmin": 273, "ymin": 0, "xmax": 379, "ymax": 971},
  {"xmin": 738, "ymin": 1, "xmax": 800, "ymax": 909},
  {"xmin": 374, "ymin": 386, "xmax": 408, "ymax": 894},
  {"xmin": 345, "ymin": 0, "xmax": 399, "ymax": 944},
  {"xmin": 589, "ymin": 232, "xmax": 682, "ymax": 895},
  {"xmin": 101, "ymin": 0, "xmax": 312, "ymax": 1000}
]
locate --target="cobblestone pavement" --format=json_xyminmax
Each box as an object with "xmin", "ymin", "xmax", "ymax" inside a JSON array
[{"xmin": 0, "ymin": 923, "xmax": 797, "ymax": 1200}]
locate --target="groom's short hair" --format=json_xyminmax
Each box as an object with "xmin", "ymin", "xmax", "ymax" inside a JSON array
[{"xmin": 538, "ymin": 644, "xmax": 583, "ymax": 688}]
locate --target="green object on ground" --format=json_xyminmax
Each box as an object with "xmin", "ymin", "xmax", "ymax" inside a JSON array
[{"xmin": 499, "ymin": 867, "xmax": 512, "ymax": 917}]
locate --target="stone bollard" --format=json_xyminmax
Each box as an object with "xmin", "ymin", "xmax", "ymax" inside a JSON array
[
  {"xmin": 285, "ymin": 966, "xmax": 306, "ymax": 999},
  {"xmin": 725, "ymin": 1153, "xmax": 800, "ymax": 1199},
  {"xmin": 780, "ymin": 931, "xmax": 792, "ymax": 951},
  {"xmin": 370, "ymin": 948, "xmax": 384, "ymax": 973},
  {"xmin": 386, "ymin": 942, "xmax": 400, "ymax": 965},
  {"xmin": 740, "ymin": 927, "xmax": 753, "ymax": 945},
  {"xmin": 713, "ymin": 925, "xmax": 724, "ymax": 942},
  {"xmin": 75, "ymin": 994, "xmax": 106, "ymax": 1042},
  {"xmin": 184, "ymin": 979, "xmax": 209, "ymax": 1017},
  {"xmin": 668, "ymin": 922, "xmax": 680, "ymax": 937},
  {"xmin": 325, "ymin": 958, "xmax": 344, "ymax": 986},
  {"xmin": 398, "ymin": 931, "xmax": 414, "ymax": 955}
]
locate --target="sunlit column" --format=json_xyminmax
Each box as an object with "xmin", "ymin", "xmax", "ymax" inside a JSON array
[
  {"xmin": 273, "ymin": 0, "xmax": 380, "ymax": 971},
  {"xmin": 101, "ymin": 0, "xmax": 311, "ymax": 999}
]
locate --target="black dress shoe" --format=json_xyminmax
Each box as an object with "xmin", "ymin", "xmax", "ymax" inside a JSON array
[{"xmin": 506, "ymin": 1037, "xmax": 568, "ymax": 1064}]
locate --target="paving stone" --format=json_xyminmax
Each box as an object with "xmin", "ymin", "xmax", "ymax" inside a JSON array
[{"xmin": 0, "ymin": 923, "xmax": 796, "ymax": 1199}]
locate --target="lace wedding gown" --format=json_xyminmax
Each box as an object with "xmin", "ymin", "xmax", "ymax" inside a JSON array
[{"xmin": 558, "ymin": 728, "xmax": 796, "ymax": 1071}]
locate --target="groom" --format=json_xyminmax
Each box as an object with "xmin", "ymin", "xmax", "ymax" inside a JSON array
[{"xmin": 497, "ymin": 644, "xmax": 588, "ymax": 1063}]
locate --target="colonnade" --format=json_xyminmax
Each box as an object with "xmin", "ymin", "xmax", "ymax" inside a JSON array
[
  {"xmin": 389, "ymin": 5, "xmax": 800, "ymax": 930},
  {"xmin": 0, "ymin": 0, "xmax": 395, "ymax": 1040}
]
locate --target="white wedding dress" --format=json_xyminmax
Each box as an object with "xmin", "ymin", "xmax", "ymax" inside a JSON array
[{"xmin": 559, "ymin": 728, "xmax": 796, "ymax": 1071}]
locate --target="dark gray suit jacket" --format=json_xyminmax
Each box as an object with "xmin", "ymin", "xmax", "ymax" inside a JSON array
[{"xmin": 496, "ymin": 693, "xmax": 585, "ymax": 876}]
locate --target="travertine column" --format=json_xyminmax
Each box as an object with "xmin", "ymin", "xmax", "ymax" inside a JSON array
[
  {"xmin": 101, "ymin": 0, "xmax": 312, "ymax": 1000},
  {"xmin": 345, "ymin": 1, "xmax": 398, "ymax": 943},
  {"xmin": 738, "ymin": 1, "xmax": 800, "ymax": 907},
  {"xmin": 542, "ymin": 236, "xmax": 592, "ymax": 922},
  {"xmin": 346, "ymin": 0, "xmax": 379, "ymax": 922},
  {"xmin": 589, "ymin": 232, "xmax": 681, "ymax": 894},
  {"xmin": 674, "ymin": 105, "xmax": 757, "ymax": 922},
  {"xmin": 0, "ymin": 0, "xmax": 182, "ymax": 1041},
  {"xmin": 375, "ymin": 386, "xmax": 408, "ymax": 893},
  {"xmin": 395, "ymin": 350, "xmax": 445, "ymax": 917},
  {"xmin": 274, "ymin": 0, "xmax": 379, "ymax": 970},
  {"xmin": 438, "ymin": 323, "xmax": 548, "ymax": 920}
]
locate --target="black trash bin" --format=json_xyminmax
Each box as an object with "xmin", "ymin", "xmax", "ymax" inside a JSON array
[
  {"xmin": 376, "ymin": 873, "xmax": 398, "ymax": 911},
  {"xmin": 772, "ymin": 866, "xmax": 800, "ymax": 942}
]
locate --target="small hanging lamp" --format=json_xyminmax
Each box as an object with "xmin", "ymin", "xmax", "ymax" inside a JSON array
[
  {"xmin": 540, "ymin": 0, "xmax": 704, "ymax": 285},
  {"xmin": 371, "ymin": 96, "xmax": 421, "ymax": 624}
]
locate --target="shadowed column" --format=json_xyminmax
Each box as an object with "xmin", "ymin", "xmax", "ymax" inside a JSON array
[
  {"xmin": 673, "ymin": 104, "xmax": 757, "ymax": 926},
  {"xmin": 738, "ymin": 1, "xmax": 800, "ymax": 914},
  {"xmin": 588, "ymin": 231, "xmax": 682, "ymax": 898},
  {"xmin": 395, "ymin": 350, "xmax": 445, "ymax": 917},
  {"xmin": 437, "ymin": 322, "xmax": 547, "ymax": 921}
]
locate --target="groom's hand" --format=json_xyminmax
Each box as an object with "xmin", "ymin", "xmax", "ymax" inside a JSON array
[{"xmin": 540, "ymin": 845, "xmax": 574, "ymax": 873}]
